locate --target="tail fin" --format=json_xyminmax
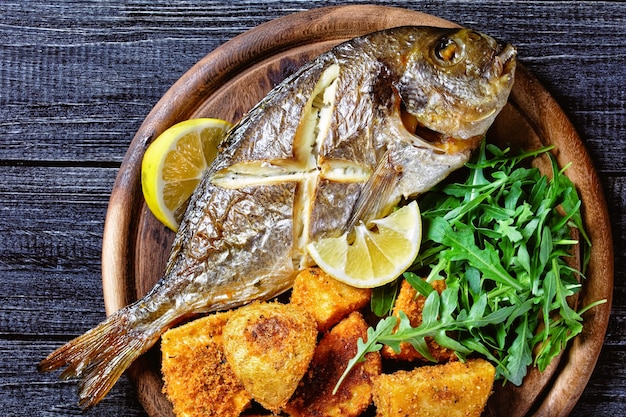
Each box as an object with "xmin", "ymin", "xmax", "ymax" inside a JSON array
[{"xmin": 38, "ymin": 308, "xmax": 159, "ymax": 409}]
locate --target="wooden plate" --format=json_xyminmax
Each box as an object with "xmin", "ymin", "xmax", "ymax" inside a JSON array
[{"xmin": 101, "ymin": 5, "xmax": 613, "ymax": 417}]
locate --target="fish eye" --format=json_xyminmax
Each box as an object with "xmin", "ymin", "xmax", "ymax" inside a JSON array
[{"xmin": 433, "ymin": 37, "xmax": 464, "ymax": 65}]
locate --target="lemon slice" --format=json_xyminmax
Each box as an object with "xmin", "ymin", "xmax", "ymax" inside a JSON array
[
  {"xmin": 141, "ymin": 118, "xmax": 232, "ymax": 232},
  {"xmin": 307, "ymin": 201, "xmax": 422, "ymax": 288}
]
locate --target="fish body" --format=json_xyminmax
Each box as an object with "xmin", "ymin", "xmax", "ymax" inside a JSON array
[{"xmin": 39, "ymin": 26, "xmax": 516, "ymax": 407}]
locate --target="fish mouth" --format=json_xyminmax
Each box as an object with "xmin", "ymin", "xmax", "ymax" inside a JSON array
[
  {"xmin": 492, "ymin": 42, "xmax": 517, "ymax": 79},
  {"xmin": 399, "ymin": 104, "xmax": 481, "ymax": 153},
  {"xmin": 399, "ymin": 103, "xmax": 442, "ymax": 144}
]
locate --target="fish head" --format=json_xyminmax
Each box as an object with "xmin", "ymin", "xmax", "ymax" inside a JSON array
[{"xmin": 396, "ymin": 27, "xmax": 517, "ymax": 140}]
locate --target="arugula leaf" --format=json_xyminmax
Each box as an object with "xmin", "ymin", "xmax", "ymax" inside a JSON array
[
  {"xmin": 332, "ymin": 315, "xmax": 396, "ymax": 394},
  {"xmin": 370, "ymin": 280, "xmax": 400, "ymax": 317},
  {"xmin": 354, "ymin": 140, "xmax": 605, "ymax": 391},
  {"xmin": 404, "ymin": 271, "xmax": 435, "ymax": 297},
  {"xmin": 505, "ymin": 316, "xmax": 534, "ymax": 385}
]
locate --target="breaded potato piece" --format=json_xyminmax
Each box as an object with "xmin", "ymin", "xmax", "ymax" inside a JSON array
[
  {"xmin": 290, "ymin": 267, "xmax": 372, "ymax": 331},
  {"xmin": 382, "ymin": 278, "xmax": 456, "ymax": 362},
  {"xmin": 222, "ymin": 302, "xmax": 317, "ymax": 413},
  {"xmin": 161, "ymin": 311, "xmax": 251, "ymax": 417},
  {"xmin": 372, "ymin": 359, "xmax": 496, "ymax": 417},
  {"xmin": 285, "ymin": 311, "xmax": 382, "ymax": 417}
]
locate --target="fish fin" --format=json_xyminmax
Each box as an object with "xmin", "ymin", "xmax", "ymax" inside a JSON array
[
  {"xmin": 38, "ymin": 307, "xmax": 159, "ymax": 409},
  {"xmin": 345, "ymin": 151, "xmax": 401, "ymax": 233}
]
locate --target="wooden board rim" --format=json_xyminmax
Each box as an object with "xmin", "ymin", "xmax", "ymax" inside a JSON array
[{"xmin": 101, "ymin": 5, "xmax": 613, "ymax": 417}]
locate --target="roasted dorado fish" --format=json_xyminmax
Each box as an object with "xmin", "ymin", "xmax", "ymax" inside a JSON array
[{"xmin": 39, "ymin": 26, "xmax": 516, "ymax": 408}]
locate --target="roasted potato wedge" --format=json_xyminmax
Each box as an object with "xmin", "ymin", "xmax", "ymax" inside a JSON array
[
  {"xmin": 372, "ymin": 358, "xmax": 496, "ymax": 417},
  {"xmin": 222, "ymin": 301, "xmax": 317, "ymax": 413},
  {"xmin": 285, "ymin": 311, "xmax": 381, "ymax": 417},
  {"xmin": 161, "ymin": 311, "xmax": 252, "ymax": 417},
  {"xmin": 382, "ymin": 278, "xmax": 456, "ymax": 362},
  {"xmin": 290, "ymin": 267, "xmax": 372, "ymax": 332}
]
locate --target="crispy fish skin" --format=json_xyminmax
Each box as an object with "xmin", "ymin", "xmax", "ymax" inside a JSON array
[{"xmin": 38, "ymin": 26, "xmax": 516, "ymax": 408}]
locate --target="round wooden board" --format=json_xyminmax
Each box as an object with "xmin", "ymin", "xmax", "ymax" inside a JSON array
[{"xmin": 101, "ymin": 5, "xmax": 613, "ymax": 417}]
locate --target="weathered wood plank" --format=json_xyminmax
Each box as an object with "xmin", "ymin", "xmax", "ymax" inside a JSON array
[
  {"xmin": 1, "ymin": 341, "xmax": 147, "ymax": 416},
  {"xmin": 0, "ymin": 166, "xmax": 115, "ymax": 337},
  {"xmin": 572, "ymin": 346, "xmax": 626, "ymax": 414},
  {"xmin": 0, "ymin": 0, "xmax": 623, "ymax": 415},
  {"xmin": 0, "ymin": 166, "xmax": 114, "ymax": 273},
  {"xmin": 1, "ymin": 1, "xmax": 624, "ymax": 168}
]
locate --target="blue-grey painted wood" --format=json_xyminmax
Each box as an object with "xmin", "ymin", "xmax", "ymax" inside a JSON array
[{"xmin": 1, "ymin": 1, "xmax": 623, "ymax": 415}]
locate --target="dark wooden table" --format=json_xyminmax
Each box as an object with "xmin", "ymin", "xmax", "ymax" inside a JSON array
[{"xmin": 1, "ymin": 1, "xmax": 623, "ymax": 416}]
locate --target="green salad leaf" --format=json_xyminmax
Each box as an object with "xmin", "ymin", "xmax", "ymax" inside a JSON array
[{"xmin": 336, "ymin": 140, "xmax": 605, "ymax": 393}]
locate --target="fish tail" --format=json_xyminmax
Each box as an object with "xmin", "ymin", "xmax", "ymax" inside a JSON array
[{"xmin": 38, "ymin": 307, "xmax": 160, "ymax": 409}]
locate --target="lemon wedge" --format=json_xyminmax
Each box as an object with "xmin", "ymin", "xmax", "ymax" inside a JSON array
[
  {"xmin": 307, "ymin": 201, "xmax": 422, "ymax": 288},
  {"xmin": 141, "ymin": 118, "xmax": 232, "ymax": 232}
]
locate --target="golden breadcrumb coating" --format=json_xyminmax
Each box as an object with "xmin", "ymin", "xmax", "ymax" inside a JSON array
[
  {"xmin": 161, "ymin": 311, "xmax": 251, "ymax": 417},
  {"xmin": 382, "ymin": 278, "xmax": 457, "ymax": 362},
  {"xmin": 222, "ymin": 301, "xmax": 317, "ymax": 413},
  {"xmin": 290, "ymin": 267, "xmax": 372, "ymax": 332},
  {"xmin": 372, "ymin": 358, "xmax": 496, "ymax": 417},
  {"xmin": 285, "ymin": 311, "xmax": 382, "ymax": 417}
]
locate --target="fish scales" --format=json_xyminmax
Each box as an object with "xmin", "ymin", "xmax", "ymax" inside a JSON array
[{"xmin": 39, "ymin": 26, "xmax": 516, "ymax": 408}]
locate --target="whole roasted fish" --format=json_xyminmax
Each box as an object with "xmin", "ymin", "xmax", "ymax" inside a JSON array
[{"xmin": 39, "ymin": 26, "xmax": 516, "ymax": 408}]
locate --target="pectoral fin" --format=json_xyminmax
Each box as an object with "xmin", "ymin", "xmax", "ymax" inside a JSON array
[{"xmin": 345, "ymin": 151, "xmax": 402, "ymax": 234}]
